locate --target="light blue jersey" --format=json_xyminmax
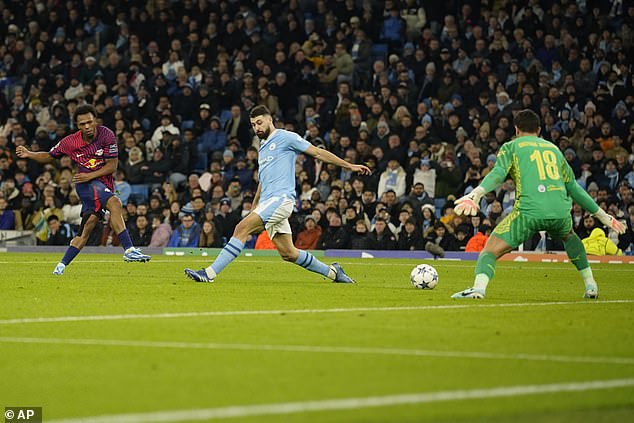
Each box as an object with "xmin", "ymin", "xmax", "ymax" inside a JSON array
[{"xmin": 258, "ymin": 129, "xmax": 311, "ymax": 201}]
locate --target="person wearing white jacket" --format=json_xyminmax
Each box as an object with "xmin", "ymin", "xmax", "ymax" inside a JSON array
[
  {"xmin": 148, "ymin": 114, "xmax": 180, "ymax": 160},
  {"xmin": 413, "ymin": 158, "xmax": 437, "ymax": 198},
  {"xmin": 378, "ymin": 159, "xmax": 406, "ymax": 198}
]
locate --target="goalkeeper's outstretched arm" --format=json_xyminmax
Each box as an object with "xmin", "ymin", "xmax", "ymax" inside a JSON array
[
  {"xmin": 455, "ymin": 146, "xmax": 512, "ymax": 216},
  {"xmin": 562, "ymin": 162, "xmax": 626, "ymax": 234}
]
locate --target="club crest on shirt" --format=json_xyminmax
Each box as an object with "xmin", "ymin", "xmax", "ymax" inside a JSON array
[
  {"xmin": 538, "ymin": 184, "xmax": 546, "ymax": 193},
  {"xmin": 95, "ymin": 149, "xmax": 104, "ymax": 156},
  {"xmin": 268, "ymin": 142, "xmax": 276, "ymax": 151}
]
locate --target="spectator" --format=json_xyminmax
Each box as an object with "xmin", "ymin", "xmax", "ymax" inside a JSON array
[
  {"xmin": 114, "ymin": 170, "xmax": 131, "ymax": 206},
  {"xmin": 413, "ymin": 159, "xmax": 437, "ymax": 198},
  {"xmin": 199, "ymin": 220, "xmax": 221, "ymax": 248},
  {"xmin": 378, "ymin": 159, "xmax": 406, "ymax": 198},
  {"xmin": 148, "ymin": 114, "xmax": 180, "ymax": 159},
  {"xmin": 317, "ymin": 212, "xmax": 349, "ymax": 250},
  {"xmin": 149, "ymin": 216, "xmax": 173, "ymax": 248},
  {"xmin": 465, "ymin": 226, "xmax": 491, "ymax": 253},
  {"xmin": 197, "ymin": 116, "xmax": 227, "ymax": 171},
  {"xmin": 32, "ymin": 193, "xmax": 64, "ymax": 244},
  {"xmin": 224, "ymin": 105, "xmax": 252, "ymax": 151},
  {"xmin": 348, "ymin": 219, "xmax": 372, "ymax": 249},
  {"xmin": 368, "ymin": 217, "xmax": 397, "ymax": 250},
  {"xmin": 214, "ymin": 198, "xmax": 241, "ymax": 242},
  {"xmin": 295, "ymin": 216, "xmax": 322, "ymax": 250},
  {"xmin": 167, "ymin": 212, "xmax": 201, "ymax": 248},
  {"xmin": 142, "ymin": 148, "xmax": 172, "ymax": 189},
  {"xmin": 397, "ymin": 218, "xmax": 423, "ymax": 250},
  {"xmin": 426, "ymin": 223, "xmax": 457, "ymax": 252},
  {"xmin": 61, "ymin": 191, "xmax": 82, "ymax": 229},
  {"xmin": 334, "ymin": 42, "xmax": 354, "ymax": 84},
  {"xmin": 582, "ymin": 228, "xmax": 622, "ymax": 256},
  {"xmin": 252, "ymin": 230, "xmax": 275, "ymax": 250},
  {"xmin": 0, "ymin": 196, "xmax": 16, "ymax": 230},
  {"xmin": 44, "ymin": 214, "xmax": 72, "ymax": 246},
  {"xmin": 130, "ymin": 214, "xmax": 152, "ymax": 247}
]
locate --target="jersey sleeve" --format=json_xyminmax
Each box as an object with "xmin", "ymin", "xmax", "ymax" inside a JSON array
[
  {"xmin": 48, "ymin": 140, "xmax": 66, "ymax": 158},
  {"xmin": 479, "ymin": 142, "xmax": 513, "ymax": 193},
  {"xmin": 101, "ymin": 127, "xmax": 119, "ymax": 158},
  {"xmin": 562, "ymin": 161, "xmax": 599, "ymax": 214},
  {"xmin": 289, "ymin": 133, "xmax": 312, "ymax": 153}
]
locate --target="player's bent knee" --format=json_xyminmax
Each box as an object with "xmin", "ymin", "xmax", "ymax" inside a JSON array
[{"xmin": 107, "ymin": 196, "xmax": 122, "ymax": 210}]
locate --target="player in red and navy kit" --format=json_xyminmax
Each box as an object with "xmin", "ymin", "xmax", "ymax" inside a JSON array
[{"xmin": 16, "ymin": 105, "xmax": 151, "ymax": 274}]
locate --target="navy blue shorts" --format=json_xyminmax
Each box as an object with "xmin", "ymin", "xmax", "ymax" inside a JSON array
[{"xmin": 75, "ymin": 180, "xmax": 115, "ymax": 216}]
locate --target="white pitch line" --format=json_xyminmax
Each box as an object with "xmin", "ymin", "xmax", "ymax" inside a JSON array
[
  {"xmin": 47, "ymin": 378, "xmax": 634, "ymax": 423},
  {"xmin": 0, "ymin": 259, "xmax": 633, "ymax": 271},
  {"xmin": 1, "ymin": 336, "xmax": 633, "ymax": 366},
  {"xmin": 1, "ymin": 300, "xmax": 633, "ymax": 325}
]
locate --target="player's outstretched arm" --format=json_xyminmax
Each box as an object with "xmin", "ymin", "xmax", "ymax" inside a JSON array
[
  {"xmin": 305, "ymin": 145, "xmax": 371, "ymax": 175},
  {"xmin": 562, "ymin": 162, "xmax": 626, "ymax": 234},
  {"xmin": 15, "ymin": 146, "xmax": 56, "ymax": 164}
]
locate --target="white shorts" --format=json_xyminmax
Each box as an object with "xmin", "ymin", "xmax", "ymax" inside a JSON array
[{"xmin": 253, "ymin": 196, "xmax": 295, "ymax": 239}]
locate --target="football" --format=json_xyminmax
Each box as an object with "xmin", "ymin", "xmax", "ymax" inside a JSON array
[{"xmin": 410, "ymin": 264, "xmax": 439, "ymax": 289}]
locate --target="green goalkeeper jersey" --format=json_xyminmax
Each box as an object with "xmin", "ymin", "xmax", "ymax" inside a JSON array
[{"xmin": 479, "ymin": 135, "xmax": 598, "ymax": 219}]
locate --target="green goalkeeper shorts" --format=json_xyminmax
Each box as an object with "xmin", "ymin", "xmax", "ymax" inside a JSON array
[{"xmin": 492, "ymin": 209, "xmax": 573, "ymax": 248}]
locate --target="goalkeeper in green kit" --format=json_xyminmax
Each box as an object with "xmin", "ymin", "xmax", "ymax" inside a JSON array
[{"xmin": 452, "ymin": 110, "xmax": 626, "ymax": 299}]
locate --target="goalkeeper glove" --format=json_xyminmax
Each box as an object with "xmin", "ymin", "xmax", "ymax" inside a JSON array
[
  {"xmin": 593, "ymin": 209, "xmax": 627, "ymax": 235},
  {"xmin": 454, "ymin": 186, "xmax": 486, "ymax": 216}
]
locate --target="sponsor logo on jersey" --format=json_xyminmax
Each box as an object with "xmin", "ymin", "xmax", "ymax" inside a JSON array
[
  {"xmin": 259, "ymin": 156, "xmax": 274, "ymax": 166},
  {"xmin": 84, "ymin": 158, "xmax": 100, "ymax": 169},
  {"xmin": 95, "ymin": 149, "xmax": 104, "ymax": 156}
]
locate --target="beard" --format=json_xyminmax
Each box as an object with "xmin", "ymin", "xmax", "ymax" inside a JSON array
[{"xmin": 256, "ymin": 126, "xmax": 272, "ymax": 140}]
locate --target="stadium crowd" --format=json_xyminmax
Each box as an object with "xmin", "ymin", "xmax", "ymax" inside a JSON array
[{"xmin": 0, "ymin": 0, "xmax": 633, "ymax": 255}]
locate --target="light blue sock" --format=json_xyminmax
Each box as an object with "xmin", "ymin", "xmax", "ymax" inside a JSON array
[
  {"xmin": 210, "ymin": 237, "xmax": 245, "ymax": 275},
  {"xmin": 295, "ymin": 250, "xmax": 331, "ymax": 278}
]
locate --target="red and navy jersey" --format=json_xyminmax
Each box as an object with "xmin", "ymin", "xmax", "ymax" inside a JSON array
[{"xmin": 49, "ymin": 126, "xmax": 118, "ymax": 190}]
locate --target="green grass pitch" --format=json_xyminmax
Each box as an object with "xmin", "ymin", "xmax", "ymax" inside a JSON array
[{"xmin": 1, "ymin": 253, "xmax": 633, "ymax": 422}]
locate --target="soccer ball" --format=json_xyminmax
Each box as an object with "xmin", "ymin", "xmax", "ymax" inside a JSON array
[{"xmin": 410, "ymin": 264, "xmax": 438, "ymax": 289}]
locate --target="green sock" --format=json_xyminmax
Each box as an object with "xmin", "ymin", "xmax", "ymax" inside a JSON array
[
  {"xmin": 474, "ymin": 252, "xmax": 497, "ymax": 291},
  {"xmin": 564, "ymin": 234, "xmax": 595, "ymax": 289},
  {"xmin": 564, "ymin": 234, "xmax": 590, "ymax": 271}
]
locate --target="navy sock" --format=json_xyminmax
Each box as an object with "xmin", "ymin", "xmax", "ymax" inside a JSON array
[
  {"xmin": 118, "ymin": 229, "xmax": 133, "ymax": 250},
  {"xmin": 61, "ymin": 246, "xmax": 80, "ymax": 265}
]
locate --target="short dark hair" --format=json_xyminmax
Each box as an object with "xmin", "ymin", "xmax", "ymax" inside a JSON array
[
  {"xmin": 249, "ymin": 105, "xmax": 271, "ymax": 119},
  {"xmin": 47, "ymin": 214, "xmax": 60, "ymax": 223},
  {"xmin": 514, "ymin": 109, "xmax": 541, "ymax": 133},
  {"xmin": 73, "ymin": 104, "xmax": 97, "ymax": 123}
]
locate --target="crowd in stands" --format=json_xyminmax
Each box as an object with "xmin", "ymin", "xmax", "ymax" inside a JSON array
[{"xmin": 0, "ymin": 0, "xmax": 633, "ymax": 255}]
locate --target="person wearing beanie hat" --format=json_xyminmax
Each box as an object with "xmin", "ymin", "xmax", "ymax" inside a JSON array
[
  {"xmin": 184, "ymin": 105, "xmax": 371, "ymax": 284},
  {"xmin": 452, "ymin": 109, "xmax": 626, "ymax": 300}
]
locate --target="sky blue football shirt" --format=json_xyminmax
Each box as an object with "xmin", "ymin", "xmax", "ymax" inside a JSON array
[{"xmin": 258, "ymin": 129, "xmax": 311, "ymax": 202}]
